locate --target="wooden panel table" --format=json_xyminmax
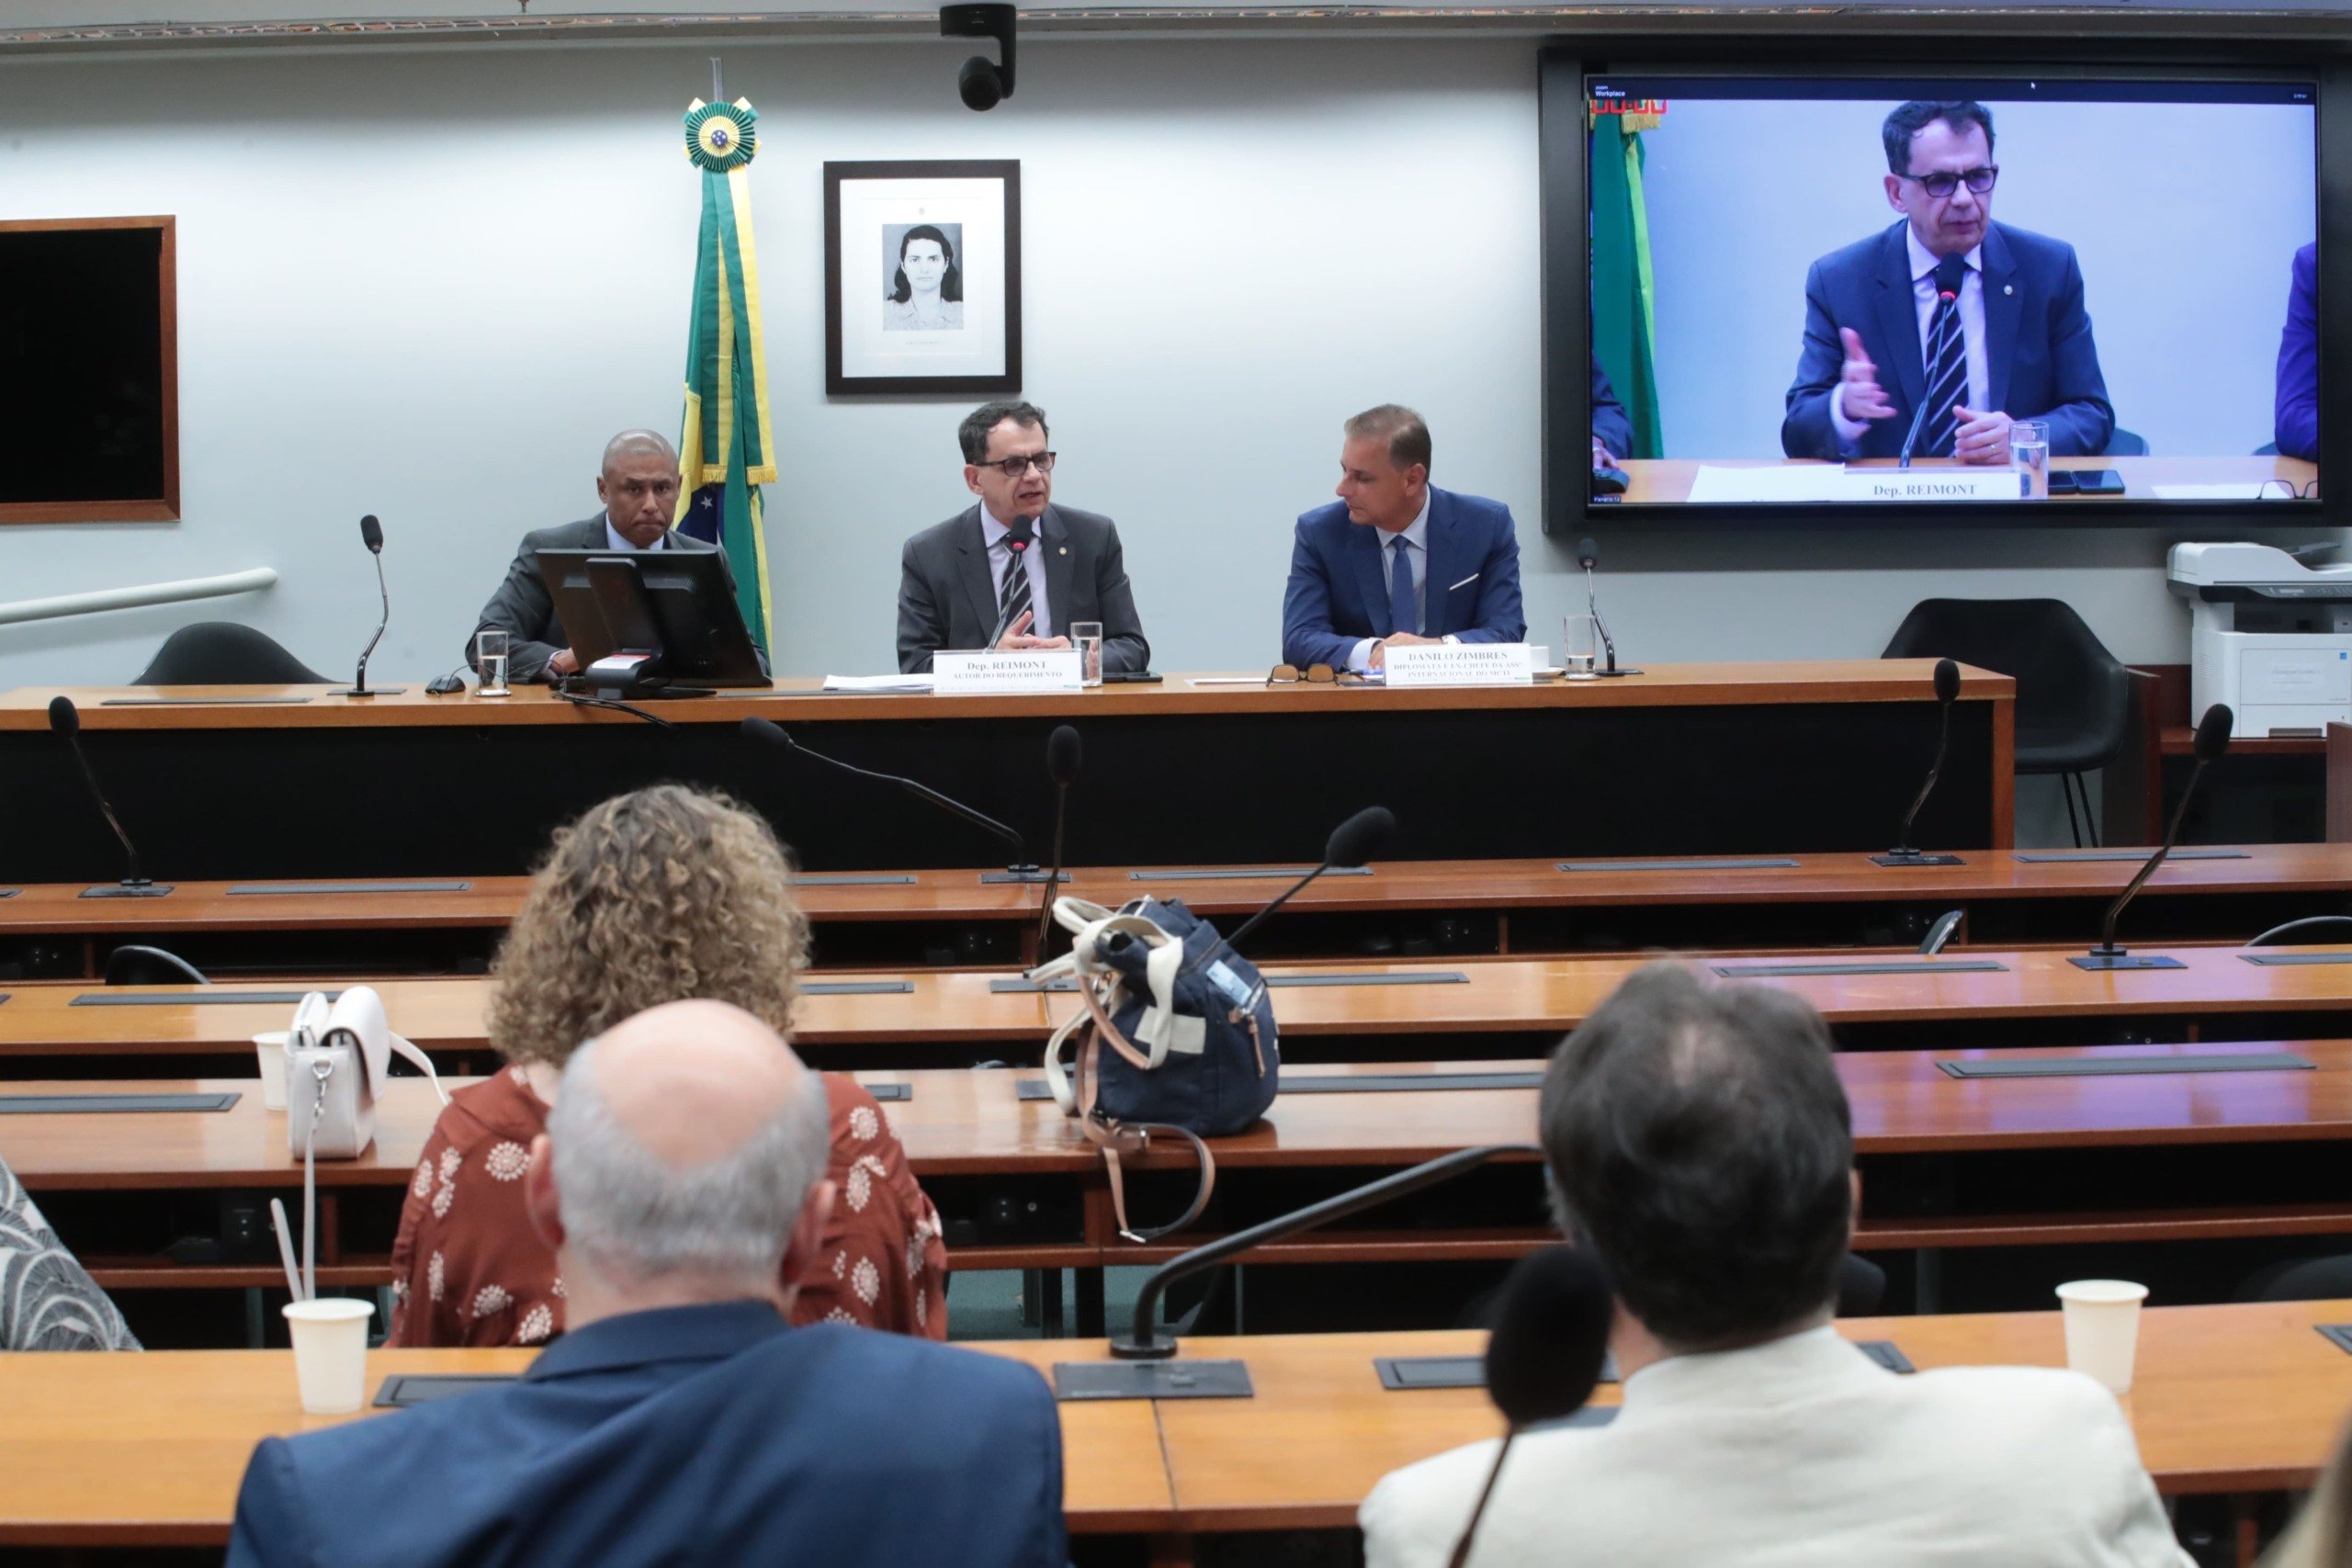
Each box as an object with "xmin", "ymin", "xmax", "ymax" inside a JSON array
[
  {"xmin": 0, "ymin": 662, "xmax": 2012, "ymax": 881},
  {"xmin": 0, "ymin": 1339, "xmax": 1168, "ymax": 1548},
  {"xmin": 0, "ymin": 1303, "xmax": 2343, "ymax": 1552},
  {"xmin": 9, "ymin": 840, "xmax": 2350, "ymax": 976}
]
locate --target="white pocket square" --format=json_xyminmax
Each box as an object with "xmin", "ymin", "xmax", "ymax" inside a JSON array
[{"xmin": 1446, "ymin": 572, "xmax": 1480, "ymax": 591}]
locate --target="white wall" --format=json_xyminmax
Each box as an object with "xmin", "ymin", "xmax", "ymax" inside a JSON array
[
  {"xmin": 1642, "ymin": 95, "xmax": 2316, "ymax": 458},
  {"xmin": 0, "ymin": 35, "xmax": 2328, "ymax": 731}
]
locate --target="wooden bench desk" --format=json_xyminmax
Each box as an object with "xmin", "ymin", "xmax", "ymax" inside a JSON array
[
  {"xmin": 8, "ymin": 840, "xmax": 2351, "ymax": 976},
  {"xmin": 0, "ymin": 1301, "xmax": 2343, "ymax": 1552}
]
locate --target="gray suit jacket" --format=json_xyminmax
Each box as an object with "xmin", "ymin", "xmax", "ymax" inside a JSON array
[
  {"xmin": 469, "ymin": 515, "xmax": 756, "ymax": 682},
  {"xmin": 896, "ymin": 503, "xmax": 1149, "ymax": 676}
]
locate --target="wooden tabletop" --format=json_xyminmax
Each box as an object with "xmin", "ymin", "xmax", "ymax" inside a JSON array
[
  {"xmin": 0, "ymin": 661, "xmax": 2011, "ymax": 732},
  {"xmin": 0, "ymin": 1338, "xmax": 1167, "ymax": 1546},
  {"xmin": 1616, "ymin": 455, "xmax": 2318, "ymax": 506},
  {"xmin": 1, "ymin": 1301, "xmax": 2343, "ymax": 1545},
  {"xmin": 9, "ymin": 842, "xmax": 2351, "ymax": 936}
]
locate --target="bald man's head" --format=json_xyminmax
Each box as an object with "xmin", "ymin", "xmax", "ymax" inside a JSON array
[
  {"xmin": 545, "ymin": 999, "xmax": 831, "ymax": 1290},
  {"xmin": 597, "ymin": 430, "xmax": 682, "ymax": 548}
]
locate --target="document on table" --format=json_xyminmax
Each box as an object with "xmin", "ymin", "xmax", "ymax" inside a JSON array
[{"xmin": 821, "ymin": 673, "xmax": 934, "ymax": 694}]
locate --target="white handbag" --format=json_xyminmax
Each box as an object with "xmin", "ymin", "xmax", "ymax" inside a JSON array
[{"xmin": 285, "ymin": 987, "xmax": 446, "ymax": 1161}]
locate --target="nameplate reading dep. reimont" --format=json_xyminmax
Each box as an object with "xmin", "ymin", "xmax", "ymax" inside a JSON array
[
  {"xmin": 1383, "ymin": 643, "xmax": 1535, "ymax": 688},
  {"xmin": 933, "ymin": 650, "xmax": 1084, "ymax": 694}
]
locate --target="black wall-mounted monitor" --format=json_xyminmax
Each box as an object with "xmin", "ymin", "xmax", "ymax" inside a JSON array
[{"xmin": 1542, "ymin": 52, "xmax": 2339, "ymax": 529}]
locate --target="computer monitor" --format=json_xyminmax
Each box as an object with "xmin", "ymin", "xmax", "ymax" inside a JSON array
[
  {"xmin": 535, "ymin": 547, "xmax": 769, "ymax": 693},
  {"xmin": 1546, "ymin": 58, "xmax": 2323, "ymax": 525}
]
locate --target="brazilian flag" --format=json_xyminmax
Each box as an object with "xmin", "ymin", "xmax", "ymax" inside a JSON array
[
  {"xmin": 1589, "ymin": 108, "xmax": 1665, "ymax": 460},
  {"xmin": 676, "ymin": 97, "xmax": 777, "ymax": 648}
]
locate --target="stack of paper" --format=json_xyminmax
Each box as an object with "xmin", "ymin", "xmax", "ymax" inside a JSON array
[{"xmin": 820, "ymin": 674, "xmax": 934, "ymax": 694}]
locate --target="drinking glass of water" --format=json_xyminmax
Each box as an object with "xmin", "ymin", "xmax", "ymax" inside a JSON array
[
  {"xmin": 2010, "ymin": 420, "xmax": 2050, "ymax": 500},
  {"xmin": 1561, "ymin": 615, "xmax": 1600, "ymax": 680},
  {"xmin": 475, "ymin": 630, "xmax": 511, "ymax": 697},
  {"xmin": 1071, "ymin": 621, "xmax": 1104, "ymax": 687}
]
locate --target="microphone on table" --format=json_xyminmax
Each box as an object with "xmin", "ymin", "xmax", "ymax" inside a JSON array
[
  {"xmin": 1222, "ymin": 805, "xmax": 1396, "ymax": 952},
  {"xmin": 2073, "ymin": 703, "xmax": 2233, "ymax": 970},
  {"xmin": 48, "ymin": 695, "xmax": 172, "ymax": 898},
  {"xmin": 740, "ymin": 716, "xmax": 1046, "ymax": 883},
  {"xmin": 1035, "ymin": 725, "xmax": 1082, "ymax": 954},
  {"xmin": 330, "ymin": 514, "xmax": 405, "ymax": 697},
  {"xmin": 1872, "ymin": 659, "xmax": 1965, "ymax": 867},
  {"xmin": 1898, "ymin": 257, "xmax": 1968, "ymax": 469},
  {"xmin": 1574, "ymin": 536, "xmax": 1636, "ymax": 677},
  {"xmin": 981, "ymin": 513, "xmax": 1039, "ymax": 649},
  {"xmin": 1447, "ymin": 1247, "xmax": 1616, "ymax": 1568}
]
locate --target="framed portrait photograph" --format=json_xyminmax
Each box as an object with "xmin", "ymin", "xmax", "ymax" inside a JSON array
[{"xmin": 824, "ymin": 159, "xmax": 1021, "ymax": 395}]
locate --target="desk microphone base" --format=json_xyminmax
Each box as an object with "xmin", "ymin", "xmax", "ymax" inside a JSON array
[
  {"xmin": 78, "ymin": 883, "xmax": 174, "ymax": 898},
  {"xmin": 328, "ymin": 687, "xmax": 408, "ymax": 697},
  {"xmin": 2068, "ymin": 951, "xmax": 2187, "ymax": 971},
  {"xmin": 1871, "ymin": 852, "xmax": 1965, "ymax": 867},
  {"xmin": 1052, "ymin": 1359, "xmax": 1253, "ymax": 1402}
]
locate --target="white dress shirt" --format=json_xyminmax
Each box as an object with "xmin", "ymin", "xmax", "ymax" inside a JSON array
[
  {"xmin": 1832, "ymin": 226, "xmax": 1990, "ymax": 453},
  {"xmin": 1360, "ymin": 1325, "xmax": 2190, "ymax": 1568},
  {"xmin": 1347, "ymin": 492, "xmax": 1458, "ymax": 673},
  {"xmin": 602, "ymin": 516, "xmax": 666, "ymax": 552},
  {"xmin": 981, "ymin": 508, "xmax": 1052, "ymax": 639}
]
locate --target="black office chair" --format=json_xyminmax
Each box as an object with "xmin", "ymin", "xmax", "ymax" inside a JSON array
[
  {"xmin": 2246, "ymin": 916, "xmax": 2352, "ymax": 947},
  {"xmin": 131, "ymin": 623, "xmax": 327, "ymax": 685},
  {"xmin": 103, "ymin": 945, "xmax": 208, "ymax": 987},
  {"xmin": 2236, "ymin": 1253, "xmax": 2352, "ymax": 1303},
  {"xmin": 2106, "ymin": 427, "xmax": 2149, "ymax": 457},
  {"xmin": 1883, "ymin": 599, "xmax": 2133, "ymax": 848}
]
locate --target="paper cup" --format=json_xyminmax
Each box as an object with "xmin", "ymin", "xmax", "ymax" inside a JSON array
[
  {"xmin": 253, "ymin": 1032, "xmax": 289, "ymax": 1111},
  {"xmin": 2056, "ymin": 1279, "xmax": 2149, "ymax": 1393},
  {"xmin": 282, "ymin": 1298, "xmax": 375, "ymax": 1414}
]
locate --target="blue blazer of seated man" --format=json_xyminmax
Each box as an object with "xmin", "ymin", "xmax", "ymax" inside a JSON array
[
  {"xmin": 1282, "ymin": 405, "xmax": 1527, "ymax": 673},
  {"xmin": 1781, "ymin": 101, "xmax": 2113, "ymax": 464}
]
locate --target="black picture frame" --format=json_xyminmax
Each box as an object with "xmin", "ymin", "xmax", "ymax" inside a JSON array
[{"xmin": 824, "ymin": 159, "xmax": 1022, "ymax": 396}]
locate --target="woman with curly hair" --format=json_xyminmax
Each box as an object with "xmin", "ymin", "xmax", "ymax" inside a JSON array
[{"xmin": 388, "ymin": 784, "xmax": 946, "ymax": 1346}]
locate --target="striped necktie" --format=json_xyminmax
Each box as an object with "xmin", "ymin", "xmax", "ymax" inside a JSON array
[
  {"xmin": 1920, "ymin": 254, "xmax": 1970, "ymax": 458},
  {"xmin": 998, "ymin": 536, "xmax": 1033, "ymax": 637}
]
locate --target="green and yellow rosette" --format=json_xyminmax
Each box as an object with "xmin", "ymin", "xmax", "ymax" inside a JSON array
[{"xmin": 684, "ymin": 97, "xmax": 757, "ymax": 173}]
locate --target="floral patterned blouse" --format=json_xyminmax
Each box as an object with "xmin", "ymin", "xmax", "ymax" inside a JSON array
[{"xmin": 388, "ymin": 1066, "xmax": 946, "ymax": 1346}]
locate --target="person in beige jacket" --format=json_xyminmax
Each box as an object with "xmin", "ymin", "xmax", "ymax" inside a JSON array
[{"xmin": 1359, "ymin": 962, "xmax": 2191, "ymax": 1568}]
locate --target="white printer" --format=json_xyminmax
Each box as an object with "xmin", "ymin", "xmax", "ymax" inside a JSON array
[{"xmin": 2168, "ymin": 542, "xmax": 2352, "ymax": 736}]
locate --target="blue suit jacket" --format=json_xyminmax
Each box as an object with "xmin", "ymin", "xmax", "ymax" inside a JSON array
[
  {"xmin": 224, "ymin": 1303, "xmax": 1067, "ymax": 1568},
  {"xmin": 1280, "ymin": 486, "xmax": 1526, "ymax": 671},
  {"xmin": 2277, "ymin": 242, "xmax": 2319, "ymax": 461},
  {"xmin": 1590, "ymin": 355, "xmax": 1634, "ymax": 459},
  {"xmin": 1782, "ymin": 220, "xmax": 2114, "ymax": 460}
]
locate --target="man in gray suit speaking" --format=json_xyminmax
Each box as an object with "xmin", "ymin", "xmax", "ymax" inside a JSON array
[
  {"xmin": 896, "ymin": 402, "xmax": 1150, "ymax": 676},
  {"xmin": 468, "ymin": 430, "xmax": 763, "ymax": 683}
]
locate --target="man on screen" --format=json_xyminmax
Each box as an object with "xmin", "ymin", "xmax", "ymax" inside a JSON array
[
  {"xmin": 2275, "ymin": 242, "xmax": 2318, "ymax": 462},
  {"xmin": 1782, "ymin": 100, "xmax": 2114, "ymax": 464}
]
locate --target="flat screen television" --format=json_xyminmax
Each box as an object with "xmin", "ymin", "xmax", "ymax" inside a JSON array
[{"xmin": 1543, "ymin": 57, "xmax": 2327, "ymax": 526}]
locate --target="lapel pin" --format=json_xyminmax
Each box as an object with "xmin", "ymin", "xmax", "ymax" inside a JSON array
[
  {"xmin": 1058, "ymin": 546, "xmax": 1068, "ymax": 556},
  {"xmin": 2003, "ymin": 284, "xmax": 2014, "ymax": 296}
]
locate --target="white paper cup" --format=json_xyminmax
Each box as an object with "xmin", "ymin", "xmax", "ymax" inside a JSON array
[
  {"xmin": 282, "ymin": 1298, "xmax": 375, "ymax": 1414},
  {"xmin": 253, "ymin": 1032, "xmax": 289, "ymax": 1111},
  {"xmin": 2056, "ymin": 1279, "xmax": 2149, "ymax": 1393}
]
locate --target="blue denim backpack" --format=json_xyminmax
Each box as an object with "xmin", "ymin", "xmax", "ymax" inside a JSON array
[{"xmin": 1035, "ymin": 897, "xmax": 1280, "ymax": 1240}]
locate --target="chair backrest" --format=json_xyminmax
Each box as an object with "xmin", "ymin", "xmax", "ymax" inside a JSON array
[
  {"xmin": 132, "ymin": 622, "xmax": 327, "ymax": 685},
  {"xmin": 1882, "ymin": 598, "xmax": 2132, "ymax": 754},
  {"xmin": 104, "ymin": 944, "xmax": 209, "ymax": 987}
]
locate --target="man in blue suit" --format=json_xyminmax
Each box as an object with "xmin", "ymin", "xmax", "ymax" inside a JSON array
[
  {"xmin": 2276, "ymin": 242, "xmax": 2318, "ymax": 461},
  {"xmin": 1282, "ymin": 405, "xmax": 1527, "ymax": 672},
  {"xmin": 1782, "ymin": 101, "xmax": 2114, "ymax": 463},
  {"xmin": 224, "ymin": 999, "xmax": 1066, "ymax": 1568}
]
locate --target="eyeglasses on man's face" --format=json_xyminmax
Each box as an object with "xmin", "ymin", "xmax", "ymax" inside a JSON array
[
  {"xmin": 981, "ymin": 451, "xmax": 1057, "ymax": 479},
  {"xmin": 1899, "ymin": 165, "xmax": 1997, "ymax": 199}
]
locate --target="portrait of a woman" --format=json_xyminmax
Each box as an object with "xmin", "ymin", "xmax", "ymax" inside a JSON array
[{"xmin": 884, "ymin": 222, "xmax": 965, "ymax": 332}]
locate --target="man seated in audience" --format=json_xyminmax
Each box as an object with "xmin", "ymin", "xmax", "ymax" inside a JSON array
[
  {"xmin": 467, "ymin": 430, "xmax": 766, "ymax": 683},
  {"xmin": 1282, "ymin": 405, "xmax": 1526, "ymax": 673},
  {"xmin": 1359, "ymin": 961, "xmax": 2190, "ymax": 1568},
  {"xmin": 226, "ymin": 999, "xmax": 1065, "ymax": 1568},
  {"xmin": 389, "ymin": 784, "xmax": 945, "ymax": 1345},
  {"xmin": 1, "ymin": 1155, "xmax": 138, "ymax": 1350}
]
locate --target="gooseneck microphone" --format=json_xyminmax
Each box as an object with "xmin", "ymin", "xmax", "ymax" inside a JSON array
[
  {"xmin": 740, "ymin": 716, "xmax": 1046, "ymax": 882},
  {"xmin": 1872, "ymin": 659, "xmax": 1964, "ymax": 867},
  {"xmin": 2073, "ymin": 703, "xmax": 2233, "ymax": 970},
  {"xmin": 1222, "ymin": 805, "xmax": 1396, "ymax": 952},
  {"xmin": 1447, "ymin": 1247, "xmax": 1616, "ymax": 1568},
  {"xmin": 981, "ymin": 514, "xmax": 1038, "ymax": 649},
  {"xmin": 1898, "ymin": 256, "xmax": 1969, "ymax": 469},
  {"xmin": 330, "ymin": 514, "xmax": 405, "ymax": 697},
  {"xmin": 1571, "ymin": 537, "xmax": 1638, "ymax": 678},
  {"xmin": 1035, "ymin": 725, "xmax": 1082, "ymax": 953},
  {"xmin": 48, "ymin": 696, "xmax": 172, "ymax": 898}
]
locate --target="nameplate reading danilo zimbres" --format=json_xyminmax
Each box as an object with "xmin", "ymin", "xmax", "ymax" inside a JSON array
[
  {"xmin": 933, "ymin": 650, "xmax": 1083, "ymax": 695},
  {"xmin": 1384, "ymin": 642, "xmax": 1533, "ymax": 689}
]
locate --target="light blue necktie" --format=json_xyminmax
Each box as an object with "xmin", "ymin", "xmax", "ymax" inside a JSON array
[{"xmin": 1387, "ymin": 536, "xmax": 1417, "ymax": 637}]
